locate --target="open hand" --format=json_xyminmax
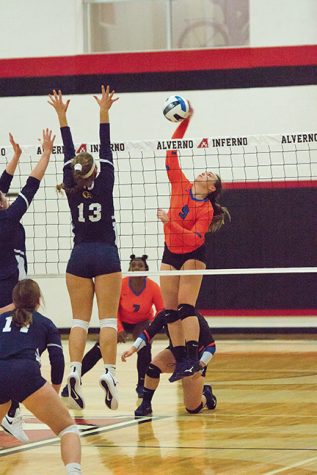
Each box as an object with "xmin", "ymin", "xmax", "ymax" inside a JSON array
[
  {"xmin": 121, "ymin": 347, "xmax": 137, "ymax": 362},
  {"xmin": 41, "ymin": 128, "xmax": 56, "ymax": 155},
  {"xmin": 9, "ymin": 133, "xmax": 22, "ymax": 159},
  {"xmin": 48, "ymin": 89, "xmax": 70, "ymax": 116},
  {"xmin": 93, "ymin": 85, "xmax": 119, "ymax": 111}
]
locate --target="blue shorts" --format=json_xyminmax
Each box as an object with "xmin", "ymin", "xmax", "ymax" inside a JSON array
[
  {"xmin": 66, "ymin": 242, "xmax": 121, "ymax": 278},
  {"xmin": 162, "ymin": 243, "xmax": 207, "ymax": 270},
  {"xmin": 0, "ymin": 270, "xmax": 19, "ymax": 307},
  {"xmin": 0, "ymin": 359, "xmax": 46, "ymax": 404}
]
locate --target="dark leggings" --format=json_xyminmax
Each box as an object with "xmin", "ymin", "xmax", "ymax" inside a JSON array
[{"xmin": 80, "ymin": 320, "xmax": 152, "ymax": 385}]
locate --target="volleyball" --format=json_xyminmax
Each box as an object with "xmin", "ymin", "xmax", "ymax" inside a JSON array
[{"xmin": 163, "ymin": 95, "xmax": 190, "ymax": 122}]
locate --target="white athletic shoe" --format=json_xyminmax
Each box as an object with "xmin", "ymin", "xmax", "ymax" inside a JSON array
[
  {"xmin": 1, "ymin": 409, "xmax": 29, "ymax": 443},
  {"xmin": 67, "ymin": 371, "xmax": 85, "ymax": 410},
  {"xmin": 99, "ymin": 371, "xmax": 119, "ymax": 410}
]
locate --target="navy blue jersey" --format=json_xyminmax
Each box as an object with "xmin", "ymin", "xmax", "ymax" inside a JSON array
[
  {"xmin": 0, "ymin": 170, "xmax": 13, "ymax": 194},
  {"xmin": 0, "ymin": 170, "xmax": 27, "ymax": 277},
  {"xmin": 14, "ymin": 224, "xmax": 27, "ymax": 278},
  {"xmin": 143, "ymin": 311, "xmax": 214, "ymax": 353},
  {"xmin": 0, "ymin": 310, "xmax": 64, "ymax": 384},
  {"xmin": 0, "ymin": 177, "xmax": 39, "ymax": 279},
  {"xmin": 61, "ymin": 124, "xmax": 117, "ymax": 246}
]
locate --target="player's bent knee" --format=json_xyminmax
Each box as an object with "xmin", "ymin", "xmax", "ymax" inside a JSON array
[
  {"xmin": 58, "ymin": 424, "xmax": 79, "ymax": 438},
  {"xmin": 72, "ymin": 319, "xmax": 89, "ymax": 332},
  {"xmin": 164, "ymin": 309, "xmax": 179, "ymax": 324},
  {"xmin": 146, "ymin": 363, "xmax": 162, "ymax": 379},
  {"xmin": 99, "ymin": 318, "xmax": 117, "ymax": 331},
  {"xmin": 186, "ymin": 402, "xmax": 203, "ymax": 414},
  {"xmin": 177, "ymin": 304, "xmax": 196, "ymax": 321}
]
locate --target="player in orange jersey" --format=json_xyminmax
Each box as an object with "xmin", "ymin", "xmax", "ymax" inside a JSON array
[
  {"xmin": 61, "ymin": 255, "xmax": 163, "ymax": 399},
  {"xmin": 157, "ymin": 109, "xmax": 229, "ymax": 383}
]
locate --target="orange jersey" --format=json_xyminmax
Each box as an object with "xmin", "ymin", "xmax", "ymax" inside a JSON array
[
  {"xmin": 164, "ymin": 119, "xmax": 214, "ymax": 254},
  {"xmin": 118, "ymin": 277, "xmax": 163, "ymax": 332}
]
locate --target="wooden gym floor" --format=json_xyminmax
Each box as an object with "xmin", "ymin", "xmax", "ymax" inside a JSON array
[{"xmin": 0, "ymin": 338, "xmax": 316, "ymax": 474}]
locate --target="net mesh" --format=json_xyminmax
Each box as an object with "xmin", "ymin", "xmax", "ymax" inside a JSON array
[{"xmin": 1, "ymin": 132, "xmax": 316, "ymax": 275}]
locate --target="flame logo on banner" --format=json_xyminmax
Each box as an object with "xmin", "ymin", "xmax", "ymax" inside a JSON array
[
  {"xmin": 197, "ymin": 138, "xmax": 209, "ymax": 148},
  {"xmin": 76, "ymin": 144, "xmax": 87, "ymax": 153}
]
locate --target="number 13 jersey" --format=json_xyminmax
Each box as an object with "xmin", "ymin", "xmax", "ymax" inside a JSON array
[{"xmin": 61, "ymin": 123, "xmax": 117, "ymax": 246}]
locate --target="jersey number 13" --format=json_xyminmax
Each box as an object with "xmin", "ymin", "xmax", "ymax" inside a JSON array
[{"xmin": 77, "ymin": 202, "xmax": 102, "ymax": 223}]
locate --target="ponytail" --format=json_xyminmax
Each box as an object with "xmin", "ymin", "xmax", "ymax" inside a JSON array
[
  {"xmin": 56, "ymin": 152, "xmax": 96, "ymax": 195},
  {"xmin": 207, "ymin": 174, "xmax": 231, "ymax": 233},
  {"xmin": 13, "ymin": 307, "xmax": 33, "ymax": 328},
  {"xmin": 12, "ymin": 279, "xmax": 41, "ymax": 328}
]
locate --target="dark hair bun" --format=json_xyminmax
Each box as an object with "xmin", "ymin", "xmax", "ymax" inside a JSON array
[
  {"xmin": 141, "ymin": 254, "xmax": 148, "ymax": 261},
  {"xmin": 130, "ymin": 254, "xmax": 136, "ymax": 260}
]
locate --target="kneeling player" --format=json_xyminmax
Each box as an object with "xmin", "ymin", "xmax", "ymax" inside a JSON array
[{"xmin": 121, "ymin": 310, "xmax": 217, "ymax": 417}]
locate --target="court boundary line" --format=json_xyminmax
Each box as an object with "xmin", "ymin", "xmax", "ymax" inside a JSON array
[{"xmin": 0, "ymin": 416, "xmax": 163, "ymax": 457}]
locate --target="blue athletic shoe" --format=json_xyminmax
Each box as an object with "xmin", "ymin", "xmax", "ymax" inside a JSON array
[
  {"xmin": 61, "ymin": 385, "xmax": 69, "ymax": 398},
  {"xmin": 135, "ymin": 400, "xmax": 152, "ymax": 417},
  {"xmin": 67, "ymin": 372, "xmax": 85, "ymax": 410},
  {"xmin": 136, "ymin": 384, "xmax": 144, "ymax": 398},
  {"xmin": 169, "ymin": 359, "xmax": 201, "ymax": 383},
  {"xmin": 203, "ymin": 384, "xmax": 217, "ymax": 410}
]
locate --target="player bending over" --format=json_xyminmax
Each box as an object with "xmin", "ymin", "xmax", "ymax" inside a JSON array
[
  {"xmin": 0, "ymin": 280, "xmax": 82, "ymax": 475},
  {"xmin": 122, "ymin": 310, "xmax": 217, "ymax": 417}
]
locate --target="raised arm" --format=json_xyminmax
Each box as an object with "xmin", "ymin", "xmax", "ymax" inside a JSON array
[
  {"xmin": 165, "ymin": 117, "xmax": 191, "ymax": 185},
  {"xmin": 48, "ymin": 89, "xmax": 75, "ymax": 162},
  {"xmin": 30, "ymin": 129, "xmax": 55, "ymax": 181},
  {"xmin": 48, "ymin": 89, "xmax": 69, "ymax": 128},
  {"xmin": 93, "ymin": 84, "xmax": 119, "ymax": 126},
  {"xmin": 94, "ymin": 85, "xmax": 119, "ymax": 175},
  {"xmin": 0, "ymin": 133, "xmax": 22, "ymax": 193},
  {"xmin": 7, "ymin": 129, "xmax": 55, "ymax": 222}
]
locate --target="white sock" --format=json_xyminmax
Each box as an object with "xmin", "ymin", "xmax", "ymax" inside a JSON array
[
  {"xmin": 104, "ymin": 365, "xmax": 116, "ymax": 378},
  {"xmin": 65, "ymin": 462, "xmax": 82, "ymax": 474},
  {"xmin": 70, "ymin": 362, "xmax": 82, "ymax": 377}
]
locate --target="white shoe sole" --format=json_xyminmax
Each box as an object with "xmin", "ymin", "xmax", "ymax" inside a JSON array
[{"xmin": 99, "ymin": 374, "xmax": 119, "ymax": 410}]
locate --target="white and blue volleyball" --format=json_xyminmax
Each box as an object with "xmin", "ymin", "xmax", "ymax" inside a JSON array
[{"xmin": 163, "ymin": 95, "xmax": 190, "ymax": 122}]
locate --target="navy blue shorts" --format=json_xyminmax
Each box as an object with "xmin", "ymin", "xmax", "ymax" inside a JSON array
[
  {"xmin": 161, "ymin": 243, "xmax": 207, "ymax": 270},
  {"xmin": 0, "ymin": 359, "xmax": 46, "ymax": 404},
  {"xmin": 0, "ymin": 270, "xmax": 19, "ymax": 307},
  {"xmin": 66, "ymin": 242, "xmax": 121, "ymax": 278}
]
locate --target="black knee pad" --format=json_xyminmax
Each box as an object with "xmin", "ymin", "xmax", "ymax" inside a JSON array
[
  {"xmin": 186, "ymin": 402, "xmax": 203, "ymax": 414},
  {"xmin": 164, "ymin": 309, "xmax": 179, "ymax": 324},
  {"xmin": 177, "ymin": 304, "xmax": 196, "ymax": 321},
  {"xmin": 146, "ymin": 363, "xmax": 161, "ymax": 379}
]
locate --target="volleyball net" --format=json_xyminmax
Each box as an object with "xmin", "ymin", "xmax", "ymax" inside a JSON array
[{"xmin": 1, "ymin": 131, "xmax": 317, "ymax": 280}]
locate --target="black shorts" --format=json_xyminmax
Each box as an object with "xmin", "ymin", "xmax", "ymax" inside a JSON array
[
  {"xmin": 0, "ymin": 270, "xmax": 19, "ymax": 307},
  {"xmin": 0, "ymin": 359, "xmax": 46, "ymax": 404},
  {"xmin": 161, "ymin": 243, "xmax": 207, "ymax": 270},
  {"xmin": 66, "ymin": 242, "xmax": 121, "ymax": 278}
]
